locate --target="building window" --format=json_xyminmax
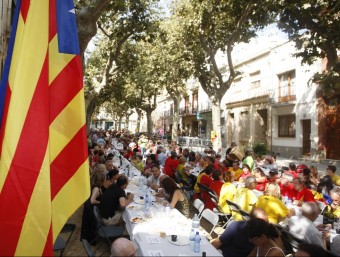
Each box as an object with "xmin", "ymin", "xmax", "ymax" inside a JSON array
[
  {"xmin": 278, "ymin": 70, "xmax": 296, "ymax": 102},
  {"xmin": 250, "ymin": 71, "xmax": 261, "ymax": 88},
  {"xmin": 278, "ymin": 114, "xmax": 296, "ymax": 137},
  {"xmin": 184, "ymin": 96, "xmax": 190, "ymax": 114},
  {"xmin": 192, "ymin": 92, "xmax": 198, "ymax": 114}
]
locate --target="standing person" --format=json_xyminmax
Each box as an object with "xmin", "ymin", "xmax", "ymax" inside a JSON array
[
  {"xmin": 243, "ymin": 148, "xmax": 255, "ymax": 171},
  {"xmin": 246, "ymin": 218, "xmax": 285, "ymax": 257},
  {"xmin": 138, "ymin": 135, "xmax": 148, "ymax": 157}
]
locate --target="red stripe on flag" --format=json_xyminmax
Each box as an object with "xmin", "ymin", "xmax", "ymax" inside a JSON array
[
  {"xmin": 20, "ymin": 0, "xmax": 31, "ymax": 23},
  {"xmin": 42, "ymin": 226, "xmax": 53, "ymax": 256},
  {"xmin": 49, "ymin": 57, "xmax": 83, "ymax": 123},
  {"xmin": 49, "ymin": 0, "xmax": 57, "ymax": 42},
  {"xmin": 0, "ymin": 85, "xmax": 12, "ymax": 158},
  {"xmin": 0, "ymin": 56, "xmax": 49, "ymax": 256},
  {"xmin": 50, "ymin": 125, "xmax": 88, "ymax": 199}
]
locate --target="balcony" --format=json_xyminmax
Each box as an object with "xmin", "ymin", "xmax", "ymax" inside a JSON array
[
  {"xmin": 179, "ymin": 107, "xmax": 196, "ymax": 116},
  {"xmin": 199, "ymin": 102, "xmax": 212, "ymax": 113}
]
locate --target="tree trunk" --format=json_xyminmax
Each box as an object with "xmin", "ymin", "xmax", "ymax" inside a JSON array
[
  {"xmin": 172, "ymin": 97, "xmax": 180, "ymax": 143},
  {"xmin": 211, "ymin": 100, "xmax": 222, "ymax": 150},
  {"xmin": 146, "ymin": 110, "xmax": 153, "ymax": 135},
  {"xmin": 85, "ymin": 94, "xmax": 97, "ymax": 134},
  {"xmin": 125, "ymin": 114, "xmax": 130, "ymax": 131},
  {"xmin": 118, "ymin": 116, "xmax": 122, "ymax": 131},
  {"xmin": 135, "ymin": 109, "xmax": 142, "ymax": 133}
]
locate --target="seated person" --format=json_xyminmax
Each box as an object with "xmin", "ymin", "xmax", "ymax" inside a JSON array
[
  {"xmin": 322, "ymin": 187, "xmax": 340, "ymax": 219},
  {"xmin": 159, "ymin": 176, "xmax": 190, "ymax": 218},
  {"xmin": 238, "ymin": 164, "xmax": 252, "ymax": 182},
  {"xmin": 111, "ymin": 237, "xmax": 138, "ymax": 257},
  {"xmin": 292, "ymin": 177, "xmax": 316, "ymax": 206},
  {"xmin": 326, "ymin": 165, "xmax": 340, "ymax": 186},
  {"xmin": 211, "ymin": 208, "xmax": 273, "ymax": 257},
  {"xmin": 277, "ymin": 173, "xmax": 296, "ymax": 200},
  {"xmin": 131, "ymin": 155, "xmax": 144, "ymax": 172},
  {"xmin": 163, "ymin": 151, "xmax": 180, "ymax": 179},
  {"xmin": 254, "ymin": 167, "xmax": 268, "ymax": 191},
  {"xmin": 228, "ymin": 161, "xmax": 243, "ymax": 181},
  {"xmin": 288, "ymin": 202, "xmax": 327, "ymax": 249},
  {"xmin": 246, "ymin": 218, "xmax": 285, "ymax": 257},
  {"xmin": 99, "ymin": 175, "xmax": 134, "ymax": 226},
  {"xmin": 210, "ymin": 169, "xmax": 224, "ymax": 198},
  {"xmin": 285, "ymin": 163, "xmax": 298, "ymax": 178},
  {"xmin": 219, "ymin": 171, "xmax": 237, "ymax": 214},
  {"xmin": 147, "ymin": 164, "xmax": 165, "ymax": 190},
  {"xmin": 176, "ymin": 156, "xmax": 194, "ymax": 185},
  {"xmin": 193, "ymin": 165, "xmax": 214, "ymax": 200},
  {"xmin": 255, "ymin": 182, "xmax": 295, "ymax": 224},
  {"xmin": 314, "ymin": 175, "xmax": 334, "ymax": 204},
  {"xmin": 142, "ymin": 154, "xmax": 156, "ymax": 177},
  {"xmin": 232, "ymin": 176, "xmax": 258, "ymax": 221}
]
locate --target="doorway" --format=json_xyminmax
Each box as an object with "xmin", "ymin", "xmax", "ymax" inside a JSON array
[{"xmin": 302, "ymin": 119, "xmax": 311, "ymax": 155}]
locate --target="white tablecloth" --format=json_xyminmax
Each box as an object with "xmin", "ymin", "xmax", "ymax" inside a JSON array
[{"xmin": 123, "ymin": 179, "xmax": 222, "ymax": 256}]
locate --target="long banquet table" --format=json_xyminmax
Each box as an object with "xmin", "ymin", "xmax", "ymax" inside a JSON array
[{"xmin": 109, "ymin": 141, "xmax": 222, "ymax": 256}]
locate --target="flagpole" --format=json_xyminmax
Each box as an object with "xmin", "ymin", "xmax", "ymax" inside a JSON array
[{"xmin": 0, "ymin": 0, "xmax": 12, "ymax": 79}]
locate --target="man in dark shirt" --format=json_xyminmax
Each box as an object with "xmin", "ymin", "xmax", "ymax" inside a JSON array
[
  {"xmin": 100, "ymin": 175, "xmax": 134, "ymax": 226},
  {"xmin": 211, "ymin": 207, "xmax": 268, "ymax": 257}
]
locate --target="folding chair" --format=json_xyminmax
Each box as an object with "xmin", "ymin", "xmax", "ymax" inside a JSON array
[
  {"xmin": 193, "ymin": 198, "xmax": 205, "ymax": 218},
  {"xmin": 53, "ymin": 223, "xmax": 76, "ymax": 257},
  {"xmin": 200, "ymin": 209, "xmax": 219, "ymax": 237},
  {"xmin": 175, "ymin": 171, "xmax": 194, "ymax": 199},
  {"xmin": 280, "ymin": 228, "xmax": 306, "ymax": 253},
  {"xmin": 81, "ymin": 239, "xmax": 96, "ymax": 257},
  {"xmin": 225, "ymin": 199, "xmax": 251, "ymax": 220},
  {"xmin": 93, "ymin": 206, "xmax": 124, "ymax": 246},
  {"xmin": 206, "ymin": 190, "xmax": 230, "ymax": 227}
]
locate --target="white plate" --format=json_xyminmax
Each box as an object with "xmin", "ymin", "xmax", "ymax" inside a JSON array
[
  {"xmin": 167, "ymin": 235, "xmax": 189, "ymax": 246},
  {"xmin": 134, "ymin": 199, "xmax": 145, "ymax": 205},
  {"xmin": 131, "ymin": 217, "xmax": 147, "ymax": 224}
]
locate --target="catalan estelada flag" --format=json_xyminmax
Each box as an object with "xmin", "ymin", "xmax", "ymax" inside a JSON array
[{"xmin": 0, "ymin": 0, "xmax": 90, "ymax": 255}]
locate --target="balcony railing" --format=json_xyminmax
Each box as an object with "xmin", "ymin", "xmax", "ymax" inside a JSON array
[{"xmin": 199, "ymin": 102, "xmax": 212, "ymax": 112}]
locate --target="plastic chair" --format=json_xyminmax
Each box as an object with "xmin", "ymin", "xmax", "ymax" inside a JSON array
[
  {"xmin": 193, "ymin": 198, "xmax": 205, "ymax": 218},
  {"xmin": 225, "ymin": 199, "xmax": 250, "ymax": 220},
  {"xmin": 81, "ymin": 239, "xmax": 96, "ymax": 257},
  {"xmin": 200, "ymin": 209, "xmax": 219, "ymax": 236},
  {"xmin": 53, "ymin": 223, "xmax": 76, "ymax": 257},
  {"xmin": 93, "ymin": 206, "xmax": 124, "ymax": 246}
]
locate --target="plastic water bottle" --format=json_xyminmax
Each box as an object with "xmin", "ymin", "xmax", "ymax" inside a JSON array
[
  {"xmin": 192, "ymin": 214, "xmax": 200, "ymax": 230},
  {"xmin": 145, "ymin": 187, "xmax": 150, "ymax": 211},
  {"xmin": 189, "ymin": 228, "xmax": 195, "ymax": 251},
  {"xmin": 194, "ymin": 231, "xmax": 201, "ymax": 253}
]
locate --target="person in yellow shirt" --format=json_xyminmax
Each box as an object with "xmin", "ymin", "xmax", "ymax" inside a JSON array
[
  {"xmin": 232, "ymin": 176, "xmax": 258, "ymax": 221},
  {"xmin": 131, "ymin": 155, "xmax": 144, "ymax": 172},
  {"xmin": 326, "ymin": 165, "xmax": 340, "ymax": 186},
  {"xmin": 228, "ymin": 161, "xmax": 243, "ymax": 181},
  {"xmin": 255, "ymin": 182, "xmax": 295, "ymax": 224},
  {"xmin": 219, "ymin": 171, "xmax": 237, "ymax": 214}
]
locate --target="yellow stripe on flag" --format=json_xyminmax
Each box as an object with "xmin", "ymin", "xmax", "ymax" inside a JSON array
[
  {"xmin": 15, "ymin": 149, "xmax": 51, "ymax": 256},
  {"xmin": 0, "ymin": 1, "xmax": 49, "ymax": 192},
  {"xmin": 49, "ymin": 36, "xmax": 74, "ymax": 85},
  {"xmin": 51, "ymin": 160, "xmax": 90, "ymax": 239},
  {"xmin": 49, "ymin": 89, "xmax": 86, "ymax": 162}
]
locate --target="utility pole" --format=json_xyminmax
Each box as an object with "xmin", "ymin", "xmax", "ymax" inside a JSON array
[{"xmin": 0, "ymin": 0, "xmax": 13, "ymax": 79}]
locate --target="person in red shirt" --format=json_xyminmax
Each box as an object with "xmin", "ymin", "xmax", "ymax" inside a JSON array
[
  {"xmin": 278, "ymin": 173, "xmax": 296, "ymax": 200},
  {"xmin": 163, "ymin": 151, "xmax": 180, "ymax": 179},
  {"xmin": 285, "ymin": 162, "xmax": 298, "ymax": 178},
  {"xmin": 123, "ymin": 147, "xmax": 135, "ymax": 160},
  {"xmin": 199, "ymin": 165, "xmax": 214, "ymax": 210},
  {"xmin": 292, "ymin": 177, "xmax": 316, "ymax": 206},
  {"xmin": 253, "ymin": 167, "xmax": 268, "ymax": 191},
  {"xmin": 210, "ymin": 169, "xmax": 224, "ymax": 198}
]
